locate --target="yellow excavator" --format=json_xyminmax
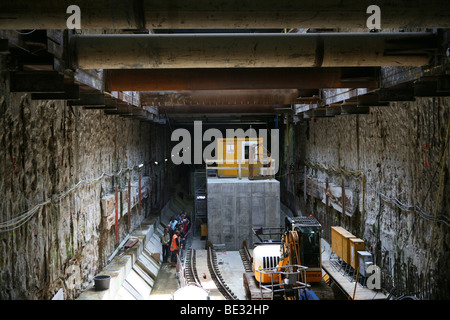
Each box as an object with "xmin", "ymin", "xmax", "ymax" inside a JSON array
[{"xmin": 247, "ymin": 216, "xmax": 322, "ymax": 300}]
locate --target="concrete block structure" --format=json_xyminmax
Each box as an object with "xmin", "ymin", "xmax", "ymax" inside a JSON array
[{"xmin": 207, "ymin": 177, "xmax": 280, "ymax": 250}]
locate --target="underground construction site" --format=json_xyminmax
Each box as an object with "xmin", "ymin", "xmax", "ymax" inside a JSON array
[{"xmin": 0, "ymin": 1, "xmax": 449, "ymax": 303}]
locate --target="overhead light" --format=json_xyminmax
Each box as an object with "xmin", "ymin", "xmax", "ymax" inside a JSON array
[
  {"xmin": 164, "ymin": 158, "xmax": 168, "ymax": 162},
  {"xmin": 154, "ymin": 161, "xmax": 158, "ymax": 165},
  {"xmin": 138, "ymin": 163, "xmax": 144, "ymax": 168}
]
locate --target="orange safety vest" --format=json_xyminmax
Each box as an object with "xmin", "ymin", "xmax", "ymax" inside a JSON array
[{"xmin": 170, "ymin": 234, "xmax": 179, "ymax": 251}]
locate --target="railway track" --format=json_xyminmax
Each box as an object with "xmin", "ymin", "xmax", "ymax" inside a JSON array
[
  {"xmin": 206, "ymin": 242, "xmax": 239, "ymax": 300},
  {"xmin": 184, "ymin": 249, "xmax": 202, "ymax": 287},
  {"xmin": 239, "ymin": 240, "xmax": 253, "ymax": 272},
  {"xmin": 183, "ymin": 245, "xmax": 238, "ymax": 300}
]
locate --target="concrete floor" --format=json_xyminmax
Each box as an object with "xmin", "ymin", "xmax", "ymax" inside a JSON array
[
  {"xmin": 148, "ymin": 236, "xmax": 248, "ymax": 300},
  {"xmin": 148, "ymin": 263, "xmax": 179, "ymax": 300},
  {"xmin": 216, "ymin": 250, "xmax": 247, "ymax": 300},
  {"xmin": 147, "ymin": 235, "xmax": 338, "ymax": 300},
  {"xmin": 195, "ymin": 249, "xmax": 226, "ymax": 300}
]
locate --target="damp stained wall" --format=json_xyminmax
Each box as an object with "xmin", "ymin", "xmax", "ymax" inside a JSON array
[
  {"xmin": 288, "ymin": 98, "xmax": 449, "ymax": 299},
  {"xmin": 0, "ymin": 56, "xmax": 170, "ymax": 299}
]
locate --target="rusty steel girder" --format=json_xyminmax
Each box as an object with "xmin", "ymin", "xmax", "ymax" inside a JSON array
[
  {"xmin": 139, "ymin": 89, "xmax": 299, "ymax": 106},
  {"xmin": 106, "ymin": 68, "xmax": 378, "ymax": 91},
  {"xmin": 157, "ymin": 105, "xmax": 292, "ymax": 114}
]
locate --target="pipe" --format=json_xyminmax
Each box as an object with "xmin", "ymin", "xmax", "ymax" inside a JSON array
[
  {"xmin": 1, "ymin": 1, "xmax": 449, "ymax": 29},
  {"xmin": 71, "ymin": 33, "xmax": 435, "ymax": 69},
  {"xmin": 106, "ymin": 67, "xmax": 377, "ymax": 91},
  {"xmin": 139, "ymin": 89, "xmax": 299, "ymax": 106}
]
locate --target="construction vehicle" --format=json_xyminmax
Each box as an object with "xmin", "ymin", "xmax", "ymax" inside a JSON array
[{"xmin": 242, "ymin": 216, "xmax": 322, "ymax": 300}]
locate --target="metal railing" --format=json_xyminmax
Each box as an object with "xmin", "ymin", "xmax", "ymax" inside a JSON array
[{"xmin": 257, "ymin": 264, "xmax": 310, "ymax": 299}]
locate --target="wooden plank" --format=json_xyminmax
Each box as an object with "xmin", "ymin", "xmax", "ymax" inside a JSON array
[{"xmin": 322, "ymin": 260, "xmax": 387, "ymax": 300}]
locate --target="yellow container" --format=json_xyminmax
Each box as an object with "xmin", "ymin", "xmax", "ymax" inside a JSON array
[
  {"xmin": 331, "ymin": 226, "xmax": 345, "ymax": 258},
  {"xmin": 331, "ymin": 226, "xmax": 355, "ymax": 263},
  {"xmin": 217, "ymin": 137, "xmax": 263, "ymax": 177},
  {"xmin": 349, "ymin": 238, "xmax": 365, "ymax": 269}
]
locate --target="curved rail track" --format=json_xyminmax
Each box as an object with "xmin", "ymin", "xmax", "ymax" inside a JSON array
[
  {"xmin": 206, "ymin": 242, "xmax": 239, "ymax": 300},
  {"xmin": 183, "ymin": 245, "xmax": 238, "ymax": 300}
]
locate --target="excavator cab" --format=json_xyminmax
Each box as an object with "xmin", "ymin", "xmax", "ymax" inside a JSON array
[
  {"xmin": 248, "ymin": 216, "xmax": 322, "ymax": 299},
  {"xmin": 285, "ymin": 216, "xmax": 322, "ymax": 282}
]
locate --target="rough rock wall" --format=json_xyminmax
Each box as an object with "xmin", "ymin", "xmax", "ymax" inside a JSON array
[
  {"xmin": 296, "ymin": 98, "xmax": 449, "ymax": 299},
  {"xmin": 0, "ymin": 59, "xmax": 167, "ymax": 299}
]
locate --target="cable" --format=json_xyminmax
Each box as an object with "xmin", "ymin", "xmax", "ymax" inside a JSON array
[
  {"xmin": 366, "ymin": 181, "xmax": 449, "ymax": 227},
  {"xmin": 0, "ymin": 163, "xmax": 148, "ymax": 233},
  {"xmin": 305, "ymin": 160, "xmax": 449, "ymax": 227},
  {"xmin": 304, "ymin": 160, "xmax": 366, "ymax": 225},
  {"xmin": 14, "ymin": 29, "xmax": 36, "ymax": 35}
]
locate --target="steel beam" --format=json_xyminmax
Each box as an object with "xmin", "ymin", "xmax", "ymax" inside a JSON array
[
  {"xmin": 414, "ymin": 81, "xmax": 450, "ymax": 97},
  {"xmin": 357, "ymin": 93, "xmax": 390, "ymax": 106},
  {"xmin": 140, "ymin": 89, "xmax": 299, "ymax": 107},
  {"xmin": 106, "ymin": 68, "xmax": 377, "ymax": 91},
  {"xmin": 0, "ymin": 39, "xmax": 8, "ymax": 53},
  {"xmin": 31, "ymin": 83, "xmax": 80, "ymax": 100},
  {"xmin": 437, "ymin": 75, "xmax": 450, "ymax": 92},
  {"xmin": 157, "ymin": 105, "xmax": 290, "ymax": 114},
  {"xmin": 9, "ymin": 71, "xmax": 65, "ymax": 93},
  {"xmin": 377, "ymin": 87, "xmax": 416, "ymax": 101},
  {"xmin": 71, "ymin": 33, "xmax": 435, "ymax": 69},
  {"xmin": 68, "ymin": 93, "xmax": 105, "ymax": 106},
  {"xmin": 1, "ymin": 1, "xmax": 449, "ymax": 30},
  {"xmin": 341, "ymin": 105, "xmax": 370, "ymax": 114}
]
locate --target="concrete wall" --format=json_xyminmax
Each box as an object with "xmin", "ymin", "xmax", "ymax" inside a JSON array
[
  {"xmin": 0, "ymin": 56, "xmax": 171, "ymax": 299},
  {"xmin": 207, "ymin": 178, "xmax": 280, "ymax": 250},
  {"xmin": 287, "ymin": 98, "xmax": 449, "ymax": 299}
]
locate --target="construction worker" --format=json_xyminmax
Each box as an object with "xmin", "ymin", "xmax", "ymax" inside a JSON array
[
  {"xmin": 161, "ymin": 227, "xmax": 171, "ymax": 263},
  {"xmin": 170, "ymin": 230, "xmax": 180, "ymax": 267}
]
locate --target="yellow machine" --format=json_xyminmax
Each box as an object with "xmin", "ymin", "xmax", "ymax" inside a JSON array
[
  {"xmin": 284, "ymin": 216, "xmax": 323, "ymax": 283},
  {"xmin": 250, "ymin": 216, "xmax": 322, "ymax": 299},
  {"xmin": 331, "ymin": 226, "xmax": 365, "ymax": 270}
]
